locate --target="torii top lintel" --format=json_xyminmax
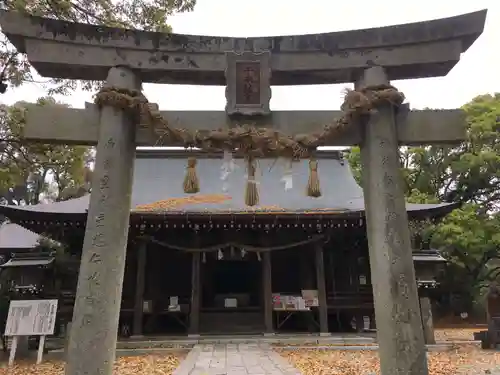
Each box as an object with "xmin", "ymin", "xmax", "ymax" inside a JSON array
[{"xmin": 0, "ymin": 10, "xmax": 487, "ymax": 85}]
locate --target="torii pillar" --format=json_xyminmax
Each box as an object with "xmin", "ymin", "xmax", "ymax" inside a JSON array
[
  {"xmin": 358, "ymin": 66, "xmax": 427, "ymax": 375},
  {"xmin": 65, "ymin": 66, "xmax": 140, "ymax": 375}
]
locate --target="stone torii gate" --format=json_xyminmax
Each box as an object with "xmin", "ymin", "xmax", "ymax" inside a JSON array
[{"xmin": 0, "ymin": 9, "xmax": 487, "ymax": 375}]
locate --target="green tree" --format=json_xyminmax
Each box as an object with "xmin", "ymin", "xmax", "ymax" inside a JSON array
[
  {"xmin": 348, "ymin": 94, "xmax": 500, "ymax": 208},
  {"xmin": 0, "ymin": 0, "xmax": 197, "ymax": 93},
  {"xmin": 348, "ymin": 94, "xmax": 500, "ymax": 207},
  {"xmin": 431, "ymin": 205, "xmax": 500, "ymax": 311},
  {"xmin": 347, "ymin": 94, "xmax": 500, "ymax": 309},
  {"xmin": 0, "ymin": 97, "xmax": 92, "ymax": 204}
]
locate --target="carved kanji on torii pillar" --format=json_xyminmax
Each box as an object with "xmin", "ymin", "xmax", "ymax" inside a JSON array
[{"xmin": 0, "ymin": 9, "xmax": 487, "ymax": 375}]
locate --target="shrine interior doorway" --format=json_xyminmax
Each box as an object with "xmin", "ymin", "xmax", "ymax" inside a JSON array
[{"xmin": 200, "ymin": 251, "xmax": 264, "ymax": 334}]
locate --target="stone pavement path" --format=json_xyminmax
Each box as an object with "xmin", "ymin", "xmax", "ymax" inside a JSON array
[{"xmin": 173, "ymin": 343, "xmax": 302, "ymax": 375}]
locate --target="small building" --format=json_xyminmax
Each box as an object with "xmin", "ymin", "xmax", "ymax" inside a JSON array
[
  {"xmin": 0, "ymin": 223, "xmax": 55, "ymax": 296},
  {"xmin": 0, "ymin": 222, "xmax": 40, "ymax": 255},
  {"xmin": 0, "ymin": 150, "xmax": 451, "ymax": 336}
]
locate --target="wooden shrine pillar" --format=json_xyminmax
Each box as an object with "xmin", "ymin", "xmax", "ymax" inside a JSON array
[
  {"xmin": 132, "ymin": 241, "xmax": 147, "ymax": 337},
  {"xmin": 188, "ymin": 252, "xmax": 201, "ymax": 336},
  {"xmin": 300, "ymin": 252, "xmax": 315, "ymax": 289},
  {"xmin": 262, "ymin": 251, "xmax": 274, "ymax": 334},
  {"xmin": 352, "ymin": 245, "xmax": 364, "ymax": 332},
  {"xmin": 357, "ymin": 66, "xmax": 427, "ymax": 375},
  {"xmin": 327, "ymin": 249, "xmax": 336, "ymax": 298},
  {"xmin": 300, "ymin": 251, "xmax": 316, "ymax": 331},
  {"xmin": 314, "ymin": 244, "xmax": 329, "ymax": 335}
]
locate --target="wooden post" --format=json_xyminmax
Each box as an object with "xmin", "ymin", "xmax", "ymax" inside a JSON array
[
  {"xmin": 369, "ymin": 312, "xmax": 377, "ymax": 330},
  {"xmin": 65, "ymin": 67, "xmax": 140, "ymax": 375},
  {"xmin": 300, "ymin": 252, "xmax": 315, "ymax": 289},
  {"xmin": 300, "ymin": 251, "xmax": 316, "ymax": 332},
  {"xmin": 355, "ymin": 314, "xmax": 365, "ymax": 332},
  {"xmin": 189, "ymin": 252, "xmax": 201, "ymax": 336},
  {"xmin": 132, "ymin": 241, "xmax": 147, "ymax": 337},
  {"xmin": 419, "ymin": 297, "xmax": 436, "ymax": 345},
  {"xmin": 328, "ymin": 249, "xmax": 336, "ymax": 297},
  {"xmin": 36, "ymin": 335, "xmax": 46, "ymax": 364},
  {"xmin": 315, "ymin": 244, "xmax": 329, "ymax": 335},
  {"xmin": 8, "ymin": 336, "xmax": 18, "ymax": 366},
  {"xmin": 262, "ymin": 251, "xmax": 274, "ymax": 334},
  {"xmin": 358, "ymin": 66, "xmax": 427, "ymax": 375},
  {"xmin": 352, "ymin": 245, "xmax": 364, "ymax": 332},
  {"xmin": 64, "ymin": 322, "xmax": 72, "ymax": 359}
]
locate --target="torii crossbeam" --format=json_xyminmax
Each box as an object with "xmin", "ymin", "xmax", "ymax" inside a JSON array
[{"xmin": 21, "ymin": 103, "xmax": 465, "ymax": 147}]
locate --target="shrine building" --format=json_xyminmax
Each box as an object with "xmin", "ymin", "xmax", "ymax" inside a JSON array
[{"xmin": 0, "ymin": 149, "xmax": 450, "ymax": 337}]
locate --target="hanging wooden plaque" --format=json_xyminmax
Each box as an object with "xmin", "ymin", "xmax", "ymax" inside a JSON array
[{"xmin": 225, "ymin": 51, "xmax": 271, "ymax": 116}]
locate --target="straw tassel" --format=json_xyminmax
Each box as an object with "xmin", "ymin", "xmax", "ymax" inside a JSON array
[
  {"xmin": 306, "ymin": 158, "xmax": 321, "ymax": 198},
  {"xmin": 245, "ymin": 156, "xmax": 259, "ymax": 207},
  {"xmin": 183, "ymin": 157, "xmax": 200, "ymax": 194}
]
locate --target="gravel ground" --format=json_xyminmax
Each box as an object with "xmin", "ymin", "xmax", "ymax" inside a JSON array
[
  {"xmin": 277, "ymin": 345, "xmax": 500, "ymax": 375},
  {"xmin": 0, "ymin": 353, "xmax": 185, "ymax": 375}
]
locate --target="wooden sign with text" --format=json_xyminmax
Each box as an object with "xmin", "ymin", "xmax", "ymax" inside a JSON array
[
  {"xmin": 5, "ymin": 299, "xmax": 58, "ymax": 366},
  {"xmin": 225, "ymin": 51, "xmax": 271, "ymax": 116}
]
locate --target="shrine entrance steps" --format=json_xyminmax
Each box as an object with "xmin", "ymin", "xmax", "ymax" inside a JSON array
[
  {"xmin": 116, "ymin": 333, "xmax": 376, "ymax": 349},
  {"xmin": 39, "ymin": 333, "xmax": 379, "ymax": 360},
  {"xmin": 173, "ymin": 343, "xmax": 302, "ymax": 375},
  {"xmin": 199, "ymin": 311, "xmax": 265, "ymax": 334}
]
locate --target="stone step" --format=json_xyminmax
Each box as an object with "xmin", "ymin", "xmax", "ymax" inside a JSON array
[
  {"xmin": 199, "ymin": 311, "xmax": 265, "ymax": 333},
  {"xmin": 116, "ymin": 335, "xmax": 376, "ymax": 348},
  {"xmin": 12, "ymin": 333, "xmax": 377, "ymax": 352},
  {"xmin": 118, "ymin": 340, "xmax": 194, "ymax": 349}
]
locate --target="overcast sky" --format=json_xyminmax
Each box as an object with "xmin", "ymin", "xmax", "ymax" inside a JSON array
[{"xmin": 1, "ymin": 0, "xmax": 498, "ymax": 111}]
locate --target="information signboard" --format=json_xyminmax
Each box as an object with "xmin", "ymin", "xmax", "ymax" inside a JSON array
[{"xmin": 4, "ymin": 299, "xmax": 58, "ymax": 337}]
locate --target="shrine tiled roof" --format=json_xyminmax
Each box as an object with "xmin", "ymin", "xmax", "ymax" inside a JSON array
[
  {"xmin": 0, "ymin": 151, "xmax": 456, "ymax": 218},
  {"xmin": 0, "ymin": 223, "xmax": 40, "ymax": 249}
]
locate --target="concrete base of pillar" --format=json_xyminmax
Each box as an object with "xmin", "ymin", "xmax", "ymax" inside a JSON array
[
  {"xmin": 319, "ymin": 332, "xmax": 331, "ymax": 337},
  {"xmin": 129, "ymin": 335, "xmax": 145, "ymax": 340},
  {"xmin": 263, "ymin": 332, "xmax": 275, "ymax": 337}
]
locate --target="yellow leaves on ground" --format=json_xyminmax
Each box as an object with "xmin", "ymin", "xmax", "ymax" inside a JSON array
[
  {"xmin": 0, "ymin": 353, "xmax": 183, "ymax": 375},
  {"xmin": 435, "ymin": 328, "xmax": 477, "ymax": 342},
  {"xmin": 278, "ymin": 345, "xmax": 500, "ymax": 375}
]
